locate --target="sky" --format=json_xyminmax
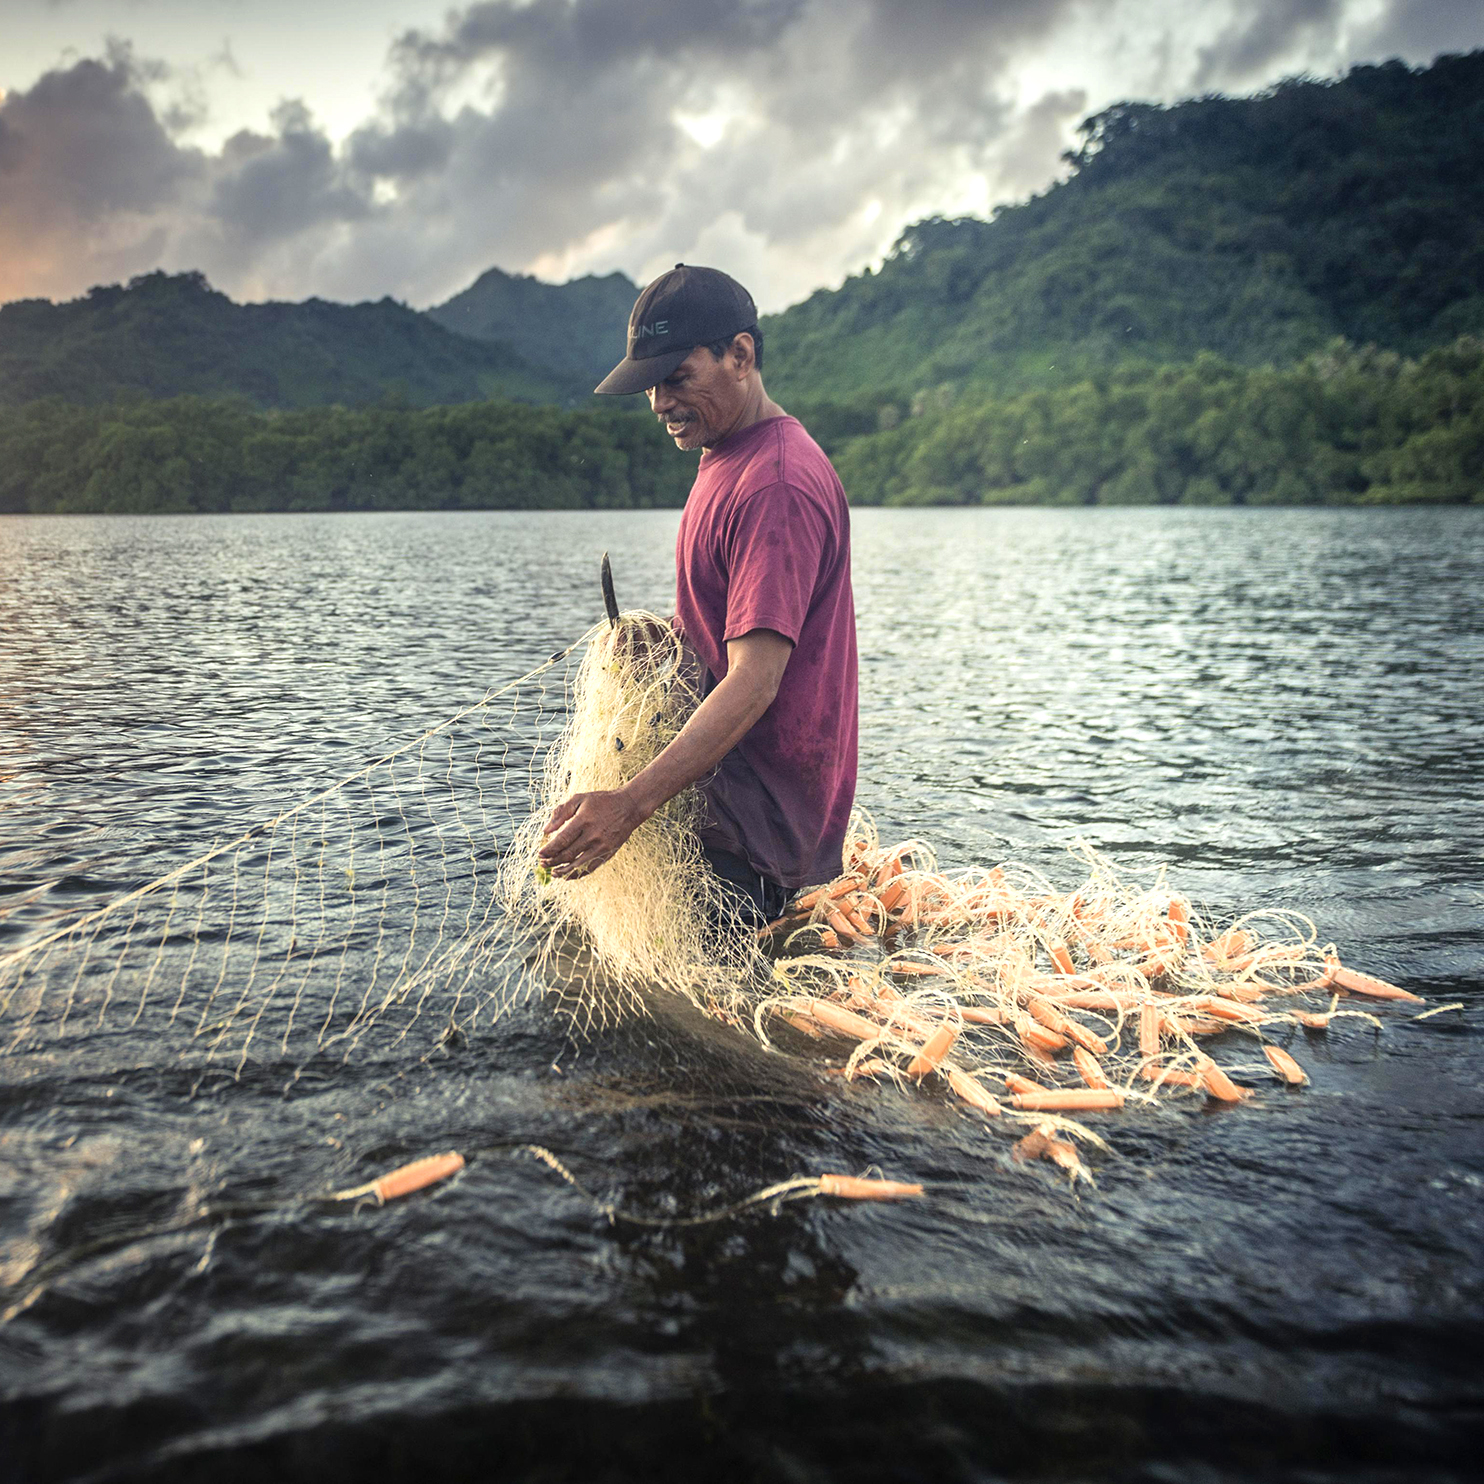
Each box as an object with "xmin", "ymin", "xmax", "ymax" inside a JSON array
[{"xmin": 2, "ymin": 0, "xmax": 1481, "ymax": 314}]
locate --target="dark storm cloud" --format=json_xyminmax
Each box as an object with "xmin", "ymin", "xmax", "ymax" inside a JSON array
[
  {"xmin": 346, "ymin": 115, "xmax": 453, "ymax": 183},
  {"xmin": 0, "ymin": 45, "xmax": 194, "ymax": 217},
  {"xmin": 1191, "ymin": 0, "xmax": 1343, "ymax": 91},
  {"xmin": 210, "ymin": 101, "xmax": 370, "ymax": 245},
  {"xmin": 0, "ymin": 46, "xmax": 205, "ymax": 299},
  {"xmin": 388, "ymin": 0, "xmax": 808, "ymax": 86},
  {"xmin": 848, "ymin": 0, "xmax": 1053, "ymax": 87},
  {"xmin": 1358, "ymin": 0, "xmax": 1484, "ymax": 63}
]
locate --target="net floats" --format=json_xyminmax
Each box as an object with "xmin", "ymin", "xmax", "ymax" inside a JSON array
[
  {"xmin": 817, "ymin": 1173, "xmax": 924, "ymax": 1201},
  {"xmin": 332, "ymin": 1151, "xmax": 466, "ymax": 1205},
  {"xmin": 756, "ymin": 828, "xmax": 1424, "ymax": 1183}
]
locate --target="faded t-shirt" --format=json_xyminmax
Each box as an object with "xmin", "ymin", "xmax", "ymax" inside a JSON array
[{"xmin": 674, "ymin": 414, "xmax": 858, "ymax": 890}]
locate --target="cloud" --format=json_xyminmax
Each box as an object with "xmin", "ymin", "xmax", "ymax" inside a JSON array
[
  {"xmin": 209, "ymin": 103, "xmax": 370, "ymax": 247},
  {"xmin": 1356, "ymin": 0, "xmax": 1484, "ymax": 64},
  {"xmin": 4, "ymin": 0, "xmax": 1478, "ymax": 315},
  {"xmin": 1191, "ymin": 0, "xmax": 1344, "ymax": 92},
  {"xmin": 0, "ymin": 0, "xmax": 1095, "ymax": 311},
  {"xmin": 0, "ymin": 42, "xmax": 391, "ymax": 306},
  {"xmin": 993, "ymin": 88, "xmax": 1089, "ymax": 198},
  {"xmin": 0, "ymin": 46, "xmax": 205, "ymax": 301},
  {"xmin": 337, "ymin": 0, "xmax": 1079, "ymax": 308}
]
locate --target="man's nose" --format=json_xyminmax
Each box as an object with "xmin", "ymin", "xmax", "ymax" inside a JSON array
[{"xmin": 649, "ymin": 383, "xmax": 674, "ymax": 414}]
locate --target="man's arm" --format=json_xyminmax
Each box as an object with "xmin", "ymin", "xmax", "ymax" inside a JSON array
[{"xmin": 539, "ymin": 628, "xmax": 793, "ymax": 879}]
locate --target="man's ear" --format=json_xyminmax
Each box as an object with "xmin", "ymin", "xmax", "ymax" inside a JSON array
[{"xmin": 731, "ymin": 332, "xmax": 757, "ymax": 377}]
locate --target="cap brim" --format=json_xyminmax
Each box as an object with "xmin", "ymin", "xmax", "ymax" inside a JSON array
[{"xmin": 593, "ymin": 344, "xmax": 692, "ymax": 396}]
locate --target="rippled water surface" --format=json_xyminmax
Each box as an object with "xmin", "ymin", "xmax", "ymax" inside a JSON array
[{"xmin": 1, "ymin": 507, "xmax": 1481, "ymax": 1483}]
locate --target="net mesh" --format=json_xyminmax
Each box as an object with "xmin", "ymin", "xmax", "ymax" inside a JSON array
[
  {"xmin": 495, "ymin": 613, "xmax": 763, "ymax": 1032},
  {"xmin": 0, "ymin": 614, "xmax": 1419, "ymax": 1172},
  {"xmin": 0, "ymin": 644, "xmax": 576, "ymax": 1080}
]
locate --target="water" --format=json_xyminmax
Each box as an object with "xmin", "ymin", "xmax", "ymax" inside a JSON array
[{"xmin": 1, "ymin": 507, "xmax": 1481, "ymax": 1483}]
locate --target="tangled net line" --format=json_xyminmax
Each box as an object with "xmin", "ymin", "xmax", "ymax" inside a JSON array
[
  {"xmin": 0, "ymin": 612, "xmax": 1424, "ymax": 1181},
  {"xmin": 0, "ymin": 645, "xmax": 579, "ymax": 1079},
  {"xmin": 496, "ymin": 614, "xmax": 1426, "ymax": 1181}
]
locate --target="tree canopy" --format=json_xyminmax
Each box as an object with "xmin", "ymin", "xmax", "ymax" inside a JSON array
[
  {"xmin": 0, "ymin": 397, "xmax": 694, "ymax": 515},
  {"xmin": 3, "ymin": 337, "xmax": 1477, "ymax": 514}
]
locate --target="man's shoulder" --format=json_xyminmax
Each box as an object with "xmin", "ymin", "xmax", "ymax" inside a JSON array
[
  {"xmin": 763, "ymin": 413, "xmax": 829, "ymax": 462},
  {"xmin": 733, "ymin": 416, "xmax": 843, "ymax": 503}
]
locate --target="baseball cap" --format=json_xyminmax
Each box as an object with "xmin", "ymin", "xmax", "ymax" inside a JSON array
[{"xmin": 594, "ymin": 264, "xmax": 758, "ymax": 395}]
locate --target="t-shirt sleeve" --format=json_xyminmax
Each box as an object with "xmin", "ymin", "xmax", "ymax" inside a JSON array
[{"xmin": 721, "ymin": 481, "xmax": 832, "ymax": 645}]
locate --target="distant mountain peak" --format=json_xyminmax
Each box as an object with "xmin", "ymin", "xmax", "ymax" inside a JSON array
[
  {"xmin": 0, "ymin": 271, "xmax": 561, "ymax": 410},
  {"xmin": 426, "ymin": 266, "xmax": 640, "ymax": 393}
]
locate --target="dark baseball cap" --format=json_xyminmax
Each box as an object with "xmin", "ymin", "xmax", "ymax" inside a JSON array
[{"xmin": 594, "ymin": 263, "xmax": 758, "ymax": 395}]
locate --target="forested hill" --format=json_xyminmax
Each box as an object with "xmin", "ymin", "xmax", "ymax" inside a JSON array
[
  {"xmin": 7, "ymin": 54, "xmax": 1479, "ymax": 420},
  {"xmin": 0, "ymin": 271, "xmax": 562, "ymax": 410},
  {"xmin": 427, "ymin": 267, "xmax": 640, "ymax": 395},
  {"xmin": 2, "ymin": 53, "xmax": 1481, "ymax": 511},
  {"xmin": 764, "ymin": 52, "xmax": 1484, "ymax": 406}
]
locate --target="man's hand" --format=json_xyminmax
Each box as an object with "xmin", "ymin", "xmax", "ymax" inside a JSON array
[
  {"xmin": 539, "ymin": 788, "xmax": 648, "ymax": 878},
  {"xmin": 539, "ymin": 628, "xmax": 793, "ymax": 880}
]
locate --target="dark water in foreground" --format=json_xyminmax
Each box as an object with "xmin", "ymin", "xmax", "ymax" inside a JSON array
[{"xmin": 1, "ymin": 507, "xmax": 1482, "ymax": 1483}]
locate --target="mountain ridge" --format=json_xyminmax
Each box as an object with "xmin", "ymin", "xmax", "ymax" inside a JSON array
[
  {"xmin": 0, "ymin": 270, "xmax": 562, "ymax": 410},
  {"xmin": 2, "ymin": 52, "xmax": 1480, "ymax": 435},
  {"xmin": 426, "ymin": 266, "xmax": 640, "ymax": 397}
]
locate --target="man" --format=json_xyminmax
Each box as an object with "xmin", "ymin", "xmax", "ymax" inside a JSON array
[{"xmin": 538, "ymin": 264, "xmax": 858, "ymax": 925}]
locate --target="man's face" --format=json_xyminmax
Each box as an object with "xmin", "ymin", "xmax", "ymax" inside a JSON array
[{"xmin": 646, "ymin": 344, "xmax": 745, "ymax": 451}]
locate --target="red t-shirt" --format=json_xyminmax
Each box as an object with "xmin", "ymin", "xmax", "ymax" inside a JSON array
[{"xmin": 674, "ymin": 414, "xmax": 858, "ymax": 889}]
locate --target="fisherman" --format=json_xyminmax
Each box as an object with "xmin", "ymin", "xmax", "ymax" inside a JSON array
[{"xmin": 538, "ymin": 263, "xmax": 858, "ymax": 925}]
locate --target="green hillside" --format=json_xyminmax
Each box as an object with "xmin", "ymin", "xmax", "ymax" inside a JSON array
[
  {"xmin": 426, "ymin": 266, "xmax": 639, "ymax": 397},
  {"xmin": 6, "ymin": 335, "xmax": 1476, "ymax": 513},
  {"xmin": 0, "ymin": 270, "xmax": 560, "ymax": 410},
  {"xmin": 833, "ymin": 339, "xmax": 1484, "ymax": 507},
  {"xmin": 764, "ymin": 52, "xmax": 1484, "ymax": 409},
  {"xmin": 1, "ymin": 54, "xmax": 1480, "ymax": 510}
]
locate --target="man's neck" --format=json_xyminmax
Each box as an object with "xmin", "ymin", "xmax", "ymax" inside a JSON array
[{"xmin": 703, "ymin": 380, "xmax": 786, "ymax": 452}]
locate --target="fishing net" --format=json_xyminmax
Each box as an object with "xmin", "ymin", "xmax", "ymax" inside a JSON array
[
  {"xmin": 0, "ymin": 611, "xmax": 1423, "ymax": 1177},
  {"xmin": 495, "ymin": 612, "xmax": 763, "ymax": 1031},
  {"xmin": 0, "ymin": 643, "xmax": 575, "ymax": 1082}
]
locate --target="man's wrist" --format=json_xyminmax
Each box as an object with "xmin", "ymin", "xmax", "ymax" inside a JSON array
[{"xmin": 619, "ymin": 776, "xmax": 662, "ymax": 825}]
